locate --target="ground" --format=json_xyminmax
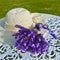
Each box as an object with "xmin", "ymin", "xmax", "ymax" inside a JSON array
[{"xmin": 0, "ymin": 0, "xmax": 60, "ymax": 18}]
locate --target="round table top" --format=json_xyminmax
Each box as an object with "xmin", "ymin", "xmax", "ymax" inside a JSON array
[{"xmin": 0, "ymin": 13, "xmax": 60, "ymax": 60}]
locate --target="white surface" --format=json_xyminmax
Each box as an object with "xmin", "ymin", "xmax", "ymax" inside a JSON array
[{"xmin": 0, "ymin": 13, "xmax": 60, "ymax": 60}]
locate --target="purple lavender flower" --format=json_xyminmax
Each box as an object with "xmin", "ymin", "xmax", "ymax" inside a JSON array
[
  {"xmin": 13, "ymin": 24, "xmax": 49, "ymax": 54},
  {"xmin": 35, "ymin": 23, "xmax": 57, "ymax": 39},
  {"xmin": 35, "ymin": 34, "xmax": 49, "ymax": 54},
  {"xmin": 34, "ymin": 23, "xmax": 42, "ymax": 30},
  {"xmin": 49, "ymin": 30, "xmax": 57, "ymax": 39}
]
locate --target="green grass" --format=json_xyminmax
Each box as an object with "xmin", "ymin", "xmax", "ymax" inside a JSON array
[{"xmin": 0, "ymin": 0, "xmax": 60, "ymax": 18}]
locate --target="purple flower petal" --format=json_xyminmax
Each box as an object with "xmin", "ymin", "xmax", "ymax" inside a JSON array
[
  {"xmin": 34, "ymin": 23, "xmax": 42, "ymax": 30},
  {"xmin": 42, "ymin": 24, "xmax": 49, "ymax": 30},
  {"xmin": 49, "ymin": 31, "xmax": 57, "ymax": 39}
]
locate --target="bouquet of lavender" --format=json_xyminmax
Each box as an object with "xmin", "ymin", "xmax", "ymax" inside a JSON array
[{"xmin": 12, "ymin": 23, "xmax": 57, "ymax": 54}]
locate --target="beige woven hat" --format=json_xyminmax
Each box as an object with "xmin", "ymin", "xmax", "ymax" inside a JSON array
[{"xmin": 5, "ymin": 8, "xmax": 33, "ymax": 32}]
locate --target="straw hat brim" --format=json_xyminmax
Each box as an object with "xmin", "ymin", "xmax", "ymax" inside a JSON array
[{"xmin": 0, "ymin": 18, "xmax": 16, "ymax": 46}]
